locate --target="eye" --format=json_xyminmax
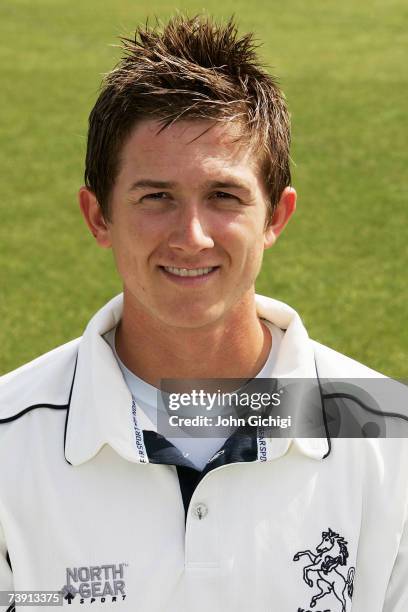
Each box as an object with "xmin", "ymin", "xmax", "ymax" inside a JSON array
[
  {"xmin": 142, "ymin": 192, "xmax": 169, "ymax": 200},
  {"xmin": 211, "ymin": 191, "xmax": 243, "ymax": 207},
  {"xmin": 212, "ymin": 191, "xmax": 236, "ymax": 199}
]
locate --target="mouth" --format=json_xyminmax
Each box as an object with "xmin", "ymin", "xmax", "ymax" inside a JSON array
[
  {"xmin": 162, "ymin": 266, "xmax": 218, "ymax": 277},
  {"xmin": 159, "ymin": 265, "xmax": 220, "ymax": 284}
]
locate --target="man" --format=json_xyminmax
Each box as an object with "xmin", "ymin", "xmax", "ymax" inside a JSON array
[{"xmin": 0, "ymin": 14, "xmax": 407, "ymax": 612}]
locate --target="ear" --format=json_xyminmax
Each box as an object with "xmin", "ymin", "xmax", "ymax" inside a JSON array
[
  {"xmin": 264, "ymin": 186, "xmax": 297, "ymax": 249},
  {"xmin": 78, "ymin": 186, "xmax": 112, "ymax": 248}
]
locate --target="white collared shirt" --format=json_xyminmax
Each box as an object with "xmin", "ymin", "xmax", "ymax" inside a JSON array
[{"xmin": 0, "ymin": 294, "xmax": 407, "ymax": 612}]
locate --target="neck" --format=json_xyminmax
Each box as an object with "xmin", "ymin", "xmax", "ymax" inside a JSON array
[{"xmin": 115, "ymin": 291, "xmax": 272, "ymax": 388}]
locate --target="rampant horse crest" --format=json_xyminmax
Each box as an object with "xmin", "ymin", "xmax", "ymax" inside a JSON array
[{"xmin": 293, "ymin": 527, "xmax": 355, "ymax": 612}]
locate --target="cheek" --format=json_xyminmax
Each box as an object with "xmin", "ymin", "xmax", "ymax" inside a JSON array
[
  {"xmin": 239, "ymin": 233, "xmax": 267, "ymax": 282},
  {"xmin": 108, "ymin": 225, "xmax": 141, "ymax": 281},
  {"xmin": 226, "ymin": 221, "xmax": 266, "ymax": 264},
  {"xmin": 247, "ymin": 242, "xmax": 266, "ymax": 274},
  {"xmin": 110, "ymin": 216, "xmax": 163, "ymax": 262}
]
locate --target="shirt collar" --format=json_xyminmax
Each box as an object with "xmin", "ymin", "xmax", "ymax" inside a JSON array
[{"xmin": 64, "ymin": 294, "xmax": 330, "ymax": 466}]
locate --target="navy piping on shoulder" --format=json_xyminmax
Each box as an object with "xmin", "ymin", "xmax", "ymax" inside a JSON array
[
  {"xmin": 0, "ymin": 356, "xmax": 78, "ymax": 467},
  {"xmin": 0, "ymin": 402, "xmax": 68, "ymax": 424},
  {"xmin": 322, "ymin": 392, "xmax": 408, "ymax": 423},
  {"xmin": 0, "ymin": 357, "xmax": 77, "ymax": 425}
]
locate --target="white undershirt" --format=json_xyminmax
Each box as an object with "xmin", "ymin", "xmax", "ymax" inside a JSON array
[{"xmin": 103, "ymin": 320, "xmax": 284, "ymax": 470}]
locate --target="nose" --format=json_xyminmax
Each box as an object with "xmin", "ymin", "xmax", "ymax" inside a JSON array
[{"xmin": 168, "ymin": 207, "xmax": 214, "ymax": 254}]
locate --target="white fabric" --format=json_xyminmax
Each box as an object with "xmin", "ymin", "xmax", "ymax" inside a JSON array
[
  {"xmin": 103, "ymin": 321, "xmax": 284, "ymax": 470},
  {"xmin": 0, "ymin": 293, "xmax": 407, "ymax": 612}
]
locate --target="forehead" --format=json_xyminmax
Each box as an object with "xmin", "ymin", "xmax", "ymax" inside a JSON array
[{"xmin": 117, "ymin": 119, "xmax": 261, "ymax": 182}]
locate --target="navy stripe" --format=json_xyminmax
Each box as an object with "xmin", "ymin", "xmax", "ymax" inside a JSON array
[
  {"xmin": 176, "ymin": 465, "xmax": 201, "ymax": 519},
  {"xmin": 0, "ymin": 357, "xmax": 78, "ymax": 431},
  {"xmin": 0, "ymin": 403, "xmax": 68, "ymax": 424},
  {"xmin": 323, "ymin": 392, "xmax": 408, "ymax": 423}
]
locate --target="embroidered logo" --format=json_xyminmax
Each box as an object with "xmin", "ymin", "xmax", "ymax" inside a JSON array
[
  {"xmin": 293, "ymin": 528, "xmax": 355, "ymax": 612},
  {"xmin": 60, "ymin": 563, "xmax": 128, "ymax": 605}
]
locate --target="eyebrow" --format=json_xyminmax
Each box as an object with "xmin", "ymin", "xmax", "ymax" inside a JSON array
[
  {"xmin": 128, "ymin": 179, "xmax": 251, "ymax": 193},
  {"xmin": 128, "ymin": 180, "xmax": 177, "ymax": 191}
]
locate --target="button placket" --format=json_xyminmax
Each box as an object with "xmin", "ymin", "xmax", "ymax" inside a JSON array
[{"xmin": 185, "ymin": 476, "xmax": 220, "ymax": 567}]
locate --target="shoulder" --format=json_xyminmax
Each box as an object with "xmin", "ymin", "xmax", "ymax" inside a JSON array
[
  {"xmin": 312, "ymin": 340, "xmax": 408, "ymax": 448},
  {"xmin": 0, "ymin": 338, "xmax": 80, "ymax": 420}
]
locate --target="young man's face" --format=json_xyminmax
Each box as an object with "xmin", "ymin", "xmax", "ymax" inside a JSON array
[{"xmin": 80, "ymin": 119, "xmax": 295, "ymax": 330}]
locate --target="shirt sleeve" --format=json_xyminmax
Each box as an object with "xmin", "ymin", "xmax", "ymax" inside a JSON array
[
  {"xmin": 0, "ymin": 521, "xmax": 13, "ymax": 612},
  {"xmin": 383, "ymin": 515, "xmax": 408, "ymax": 611}
]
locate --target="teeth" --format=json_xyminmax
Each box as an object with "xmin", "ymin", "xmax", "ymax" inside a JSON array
[{"xmin": 164, "ymin": 266, "xmax": 215, "ymax": 277}]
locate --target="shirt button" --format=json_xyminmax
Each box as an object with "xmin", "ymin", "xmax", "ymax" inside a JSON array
[{"xmin": 192, "ymin": 502, "xmax": 208, "ymax": 520}]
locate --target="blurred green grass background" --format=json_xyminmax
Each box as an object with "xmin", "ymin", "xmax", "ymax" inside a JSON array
[{"xmin": 1, "ymin": 0, "xmax": 407, "ymax": 377}]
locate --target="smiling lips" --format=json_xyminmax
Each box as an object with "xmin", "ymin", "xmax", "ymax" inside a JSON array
[{"xmin": 163, "ymin": 266, "xmax": 218, "ymax": 277}]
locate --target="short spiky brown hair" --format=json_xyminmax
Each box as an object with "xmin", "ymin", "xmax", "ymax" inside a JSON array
[{"xmin": 84, "ymin": 14, "xmax": 291, "ymax": 224}]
